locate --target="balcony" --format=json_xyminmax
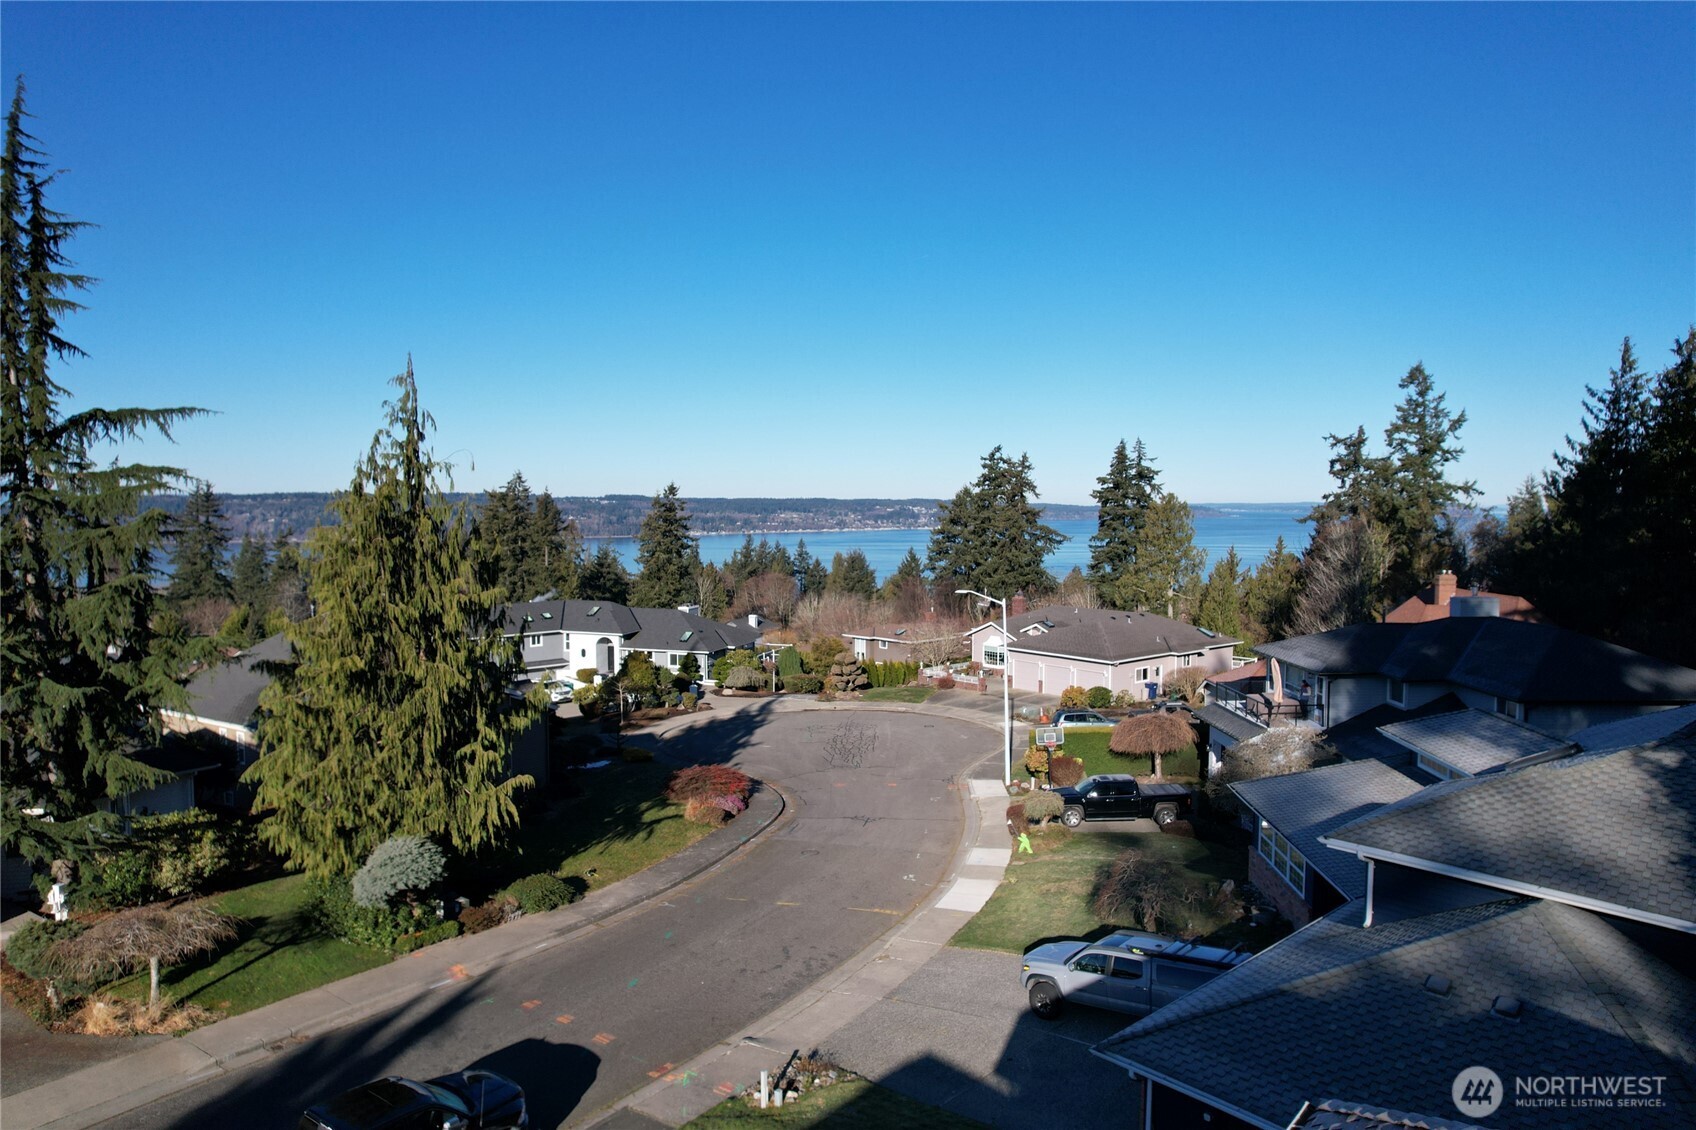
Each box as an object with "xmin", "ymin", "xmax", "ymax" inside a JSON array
[{"xmin": 1210, "ymin": 680, "xmax": 1319, "ymax": 728}]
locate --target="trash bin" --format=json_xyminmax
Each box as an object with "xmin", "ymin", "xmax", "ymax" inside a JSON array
[{"xmin": 1144, "ymin": 681, "xmax": 1159, "ymax": 700}]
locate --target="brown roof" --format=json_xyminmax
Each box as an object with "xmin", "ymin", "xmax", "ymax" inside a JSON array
[{"xmin": 1385, "ymin": 571, "xmax": 1540, "ymax": 624}]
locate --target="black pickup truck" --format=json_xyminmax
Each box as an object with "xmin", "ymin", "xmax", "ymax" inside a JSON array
[{"xmin": 1054, "ymin": 774, "xmax": 1193, "ymax": 828}]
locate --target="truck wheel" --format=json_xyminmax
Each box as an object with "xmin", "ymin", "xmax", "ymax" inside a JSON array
[
  {"xmin": 1028, "ymin": 980, "xmax": 1063, "ymax": 1019},
  {"xmin": 1154, "ymin": 805, "xmax": 1176, "ymax": 826},
  {"xmin": 1061, "ymin": 808, "xmax": 1084, "ymax": 828}
]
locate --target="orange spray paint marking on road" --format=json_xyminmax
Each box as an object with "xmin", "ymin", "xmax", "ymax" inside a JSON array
[
  {"xmin": 520, "ymin": 1000, "xmax": 541, "ymax": 1010},
  {"xmin": 593, "ymin": 1032, "xmax": 617, "ymax": 1045},
  {"xmin": 648, "ymin": 1064, "xmax": 675, "ymax": 1078},
  {"xmin": 555, "ymin": 1014, "xmax": 574, "ymax": 1025},
  {"xmin": 714, "ymin": 1082, "xmax": 736, "ymax": 1097},
  {"xmin": 448, "ymin": 964, "xmax": 469, "ymax": 981}
]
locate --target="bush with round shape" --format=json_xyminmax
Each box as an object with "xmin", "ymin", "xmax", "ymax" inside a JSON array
[
  {"xmin": 935, "ymin": 674, "xmax": 956, "ymax": 690},
  {"xmin": 724, "ymin": 665, "xmax": 764, "ymax": 691},
  {"xmin": 501, "ymin": 873, "xmax": 574, "ymax": 915},
  {"xmin": 782, "ymin": 674, "xmax": 823, "ymax": 694},
  {"xmin": 1049, "ymin": 754, "xmax": 1085, "ymax": 788},
  {"xmin": 6, "ymin": 919, "xmax": 87, "ymax": 984},
  {"xmin": 576, "ymin": 668, "xmax": 600, "ymax": 684},
  {"xmin": 394, "ymin": 919, "xmax": 461, "ymax": 954},
  {"xmin": 352, "ymin": 836, "xmax": 446, "ymax": 909},
  {"xmin": 1058, "ymin": 685, "xmax": 1090, "ymax": 708},
  {"xmin": 684, "ymin": 798, "xmax": 726, "ymax": 825},
  {"xmin": 666, "ymin": 765, "xmax": 753, "ymax": 805},
  {"xmin": 1024, "ymin": 790, "xmax": 1063, "ymax": 825},
  {"xmin": 1023, "ymin": 746, "xmax": 1049, "ymax": 777},
  {"xmin": 1086, "ymin": 686, "xmax": 1112, "ymax": 709},
  {"xmin": 458, "ymin": 899, "xmax": 507, "ymax": 935},
  {"xmin": 1004, "ymin": 802, "xmax": 1027, "ymax": 832}
]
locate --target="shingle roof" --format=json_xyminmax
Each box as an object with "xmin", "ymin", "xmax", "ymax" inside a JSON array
[
  {"xmin": 1377, "ymin": 709, "xmax": 1568, "ymax": 777},
  {"xmin": 1567, "ymin": 704, "xmax": 1696, "ymax": 754},
  {"xmin": 1092, "ymin": 899, "xmax": 1696, "ymax": 1128},
  {"xmin": 626, "ymin": 606, "xmax": 761, "ymax": 653},
  {"xmin": 174, "ymin": 633, "xmax": 292, "ymax": 729},
  {"xmin": 1197, "ymin": 703, "xmax": 1266, "ymax": 743},
  {"xmin": 1321, "ymin": 695, "xmax": 1467, "ymax": 769},
  {"xmin": 1322, "ymin": 728, "xmax": 1696, "ymax": 928},
  {"xmin": 1231, "ymin": 761, "xmax": 1425, "ymax": 899},
  {"xmin": 503, "ymin": 599, "xmax": 641, "ymax": 637},
  {"xmin": 986, "ymin": 605, "xmax": 1237, "ymax": 664},
  {"xmin": 1259, "ymin": 620, "xmax": 1696, "ymax": 706},
  {"xmin": 1289, "ymin": 1099, "xmax": 1485, "ymax": 1130}
]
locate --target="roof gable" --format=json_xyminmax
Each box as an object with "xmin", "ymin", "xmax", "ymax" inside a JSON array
[
  {"xmin": 983, "ymin": 604, "xmax": 1236, "ymax": 664},
  {"xmin": 175, "ymin": 632, "xmax": 291, "ymax": 728}
]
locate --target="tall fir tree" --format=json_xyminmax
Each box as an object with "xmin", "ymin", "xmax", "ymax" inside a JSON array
[
  {"xmin": 827, "ymin": 549, "xmax": 878, "ymax": 599},
  {"xmin": 477, "ymin": 472, "xmax": 541, "ymax": 600},
  {"xmin": 794, "ymin": 538, "xmax": 828, "ymax": 596},
  {"xmin": 1118, "ymin": 492, "xmax": 1205, "ymax": 616},
  {"xmin": 230, "ymin": 533, "xmax": 272, "ymax": 616},
  {"xmin": 168, "ymin": 481, "xmax": 232, "ymax": 607},
  {"xmin": 579, "ymin": 542, "xmax": 632, "ymax": 605},
  {"xmin": 246, "ymin": 363, "xmax": 538, "ymax": 876},
  {"xmin": 1196, "ymin": 546, "xmax": 1244, "ymax": 642},
  {"xmin": 927, "ymin": 446, "xmax": 1063, "ymax": 600},
  {"xmin": 269, "ymin": 530, "xmax": 311, "ymax": 622},
  {"xmin": 631, "ymin": 483, "xmax": 700, "ymax": 609},
  {"xmin": 1087, "ymin": 439, "xmax": 1161, "ymax": 605},
  {"xmin": 1, "ymin": 81, "xmax": 205, "ymax": 864},
  {"xmin": 1241, "ymin": 535, "xmax": 1300, "ymax": 645},
  {"xmin": 1378, "ymin": 363, "xmax": 1478, "ymax": 600},
  {"xmin": 531, "ymin": 491, "xmax": 582, "ymax": 599}
]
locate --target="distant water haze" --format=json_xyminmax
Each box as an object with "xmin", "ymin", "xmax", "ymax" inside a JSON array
[{"xmin": 593, "ymin": 503, "xmax": 1314, "ymax": 581}]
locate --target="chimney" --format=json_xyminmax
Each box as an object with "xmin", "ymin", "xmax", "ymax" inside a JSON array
[
  {"xmin": 1010, "ymin": 592, "xmax": 1030, "ymax": 616},
  {"xmin": 1433, "ymin": 571, "xmax": 1457, "ymax": 607}
]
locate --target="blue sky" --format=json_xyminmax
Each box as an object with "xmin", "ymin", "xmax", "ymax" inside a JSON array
[{"xmin": 4, "ymin": 3, "xmax": 1691, "ymax": 507}]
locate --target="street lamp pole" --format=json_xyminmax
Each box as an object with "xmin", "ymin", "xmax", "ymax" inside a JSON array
[{"xmin": 957, "ymin": 588, "xmax": 1012, "ymax": 787}]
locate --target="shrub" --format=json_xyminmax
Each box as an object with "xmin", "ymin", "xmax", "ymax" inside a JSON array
[
  {"xmin": 576, "ymin": 667, "xmax": 599, "ymax": 684},
  {"xmin": 80, "ymin": 850, "xmax": 154, "ymax": 910},
  {"xmin": 6, "ymin": 919, "xmax": 85, "ymax": 982},
  {"xmin": 711, "ymin": 794, "xmax": 747, "ymax": 816},
  {"xmin": 307, "ymin": 875, "xmax": 418, "ymax": 950},
  {"xmin": 782, "ymin": 674, "xmax": 823, "ymax": 694},
  {"xmin": 1112, "ymin": 689, "xmax": 1136, "ymax": 708},
  {"xmin": 724, "ymin": 665, "xmax": 764, "ymax": 691},
  {"xmin": 573, "ymin": 684, "xmax": 600, "ymax": 711},
  {"xmin": 712, "ymin": 649, "xmax": 761, "ymax": 683},
  {"xmin": 667, "ymin": 765, "xmax": 754, "ymax": 805},
  {"xmin": 1024, "ymin": 790, "xmax": 1063, "ymax": 825},
  {"xmin": 458, "ymin": 899, "xmax": 507, "ymax": 935},
  {"xmin": 394, "ymin": 919, "xmax": 462, "ymax": 954},
  {"xmin": 935, "ymin": 674, "xmax": 956, "ymax": 690},
  {"xmin": 1049, "ymin": 754, "xmax": 1085, "ymax": 788},
  {"xmin": 501, "ymin": 873, "xmax": 574, "ymax": 915},
  {"xmin": 1004, "ymin": 802, "xmax": 1027, "ymax": 832},
  {"xmin": 776, "ymin": 647, "xmax": 804, "ymax": 677},
  {"xmin": 1092, "ymin": 849, "xmax": 1206, "ymax": 933},
  {"xmin": 68, "ymin": 810, "xmax": 247, "ymax": 910},
  {"xmin": 684, "ymin": 798, "xmax": 726, "ymax": 825},
  {"xmin": 681, "ymin": 692, "xmax": 697, "ymax": 710},
  {"xmin": 620, "ymin": 745, "xmax": 654, "ymax": 762},
  {"xmin": 1086, "ymin": 686, "xmax": 1113, "ymax": 709},
  {"xmin": 1023, "ymin": 746, "xmax": 1050, "ymax": 777},
  {"xmin": 352, "ymin": 836, "xmax": 446, "ymax": 909},
  {"xmin": 1058, "ymin": 685, "xmax": 1090, "ymax": 708}
]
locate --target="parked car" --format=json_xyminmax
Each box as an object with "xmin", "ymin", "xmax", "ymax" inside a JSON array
[
  {"xmin": 1021, "ymin": 930, "xmax": 1249, "ymax": 1019},
  {"xmin": 547, "ymin": 678, "xmax": 578, "ymax": 703},
  {"xmin": 299, "ymin": 1071, "xmax": 527, "ymax": 1130},
  {"xmin": 1052, "ymin": 709, "xmax": 1110, "ymax": 727},
  {"xmin": 1053, "ymin": 774, "xmax": 1193, "ymax": 827}
]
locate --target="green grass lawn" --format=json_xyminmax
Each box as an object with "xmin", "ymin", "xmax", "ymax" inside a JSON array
[
  {"xmin": 861, "ymin": 686, "xmax": 936, "ymax": 704},
  {"xmin": 949, "ymin": 825, "xmax": 1282, "ymax": 954},
  {"xmin": 1037, "ymin": 730, "xmax": 1200, "ymax": 781},
  {"xmin": 682, "ymin": 1077, "xmax": 986, "ymax": 1129},
  {"xmin": 108, "ymin": 875, "xmax": 390, "ymax": 1016}
]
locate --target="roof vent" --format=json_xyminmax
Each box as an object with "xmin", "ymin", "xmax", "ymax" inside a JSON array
[
  {"xmin": 1423, "ymin": 974, "xmax": 1452, "ymax": 996},
  {"xmin": 1198, "ymin": 627, "xmax": 1216, "ymax": 638},
  {"xmin": 1491, "ymin": 995, "xmax": 1523, "ymax": 1019}
]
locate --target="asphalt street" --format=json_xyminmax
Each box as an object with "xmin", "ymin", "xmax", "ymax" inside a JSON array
[{"xmin": 92, "ymin": 707, "xmax": 990, "ymax": 1129}]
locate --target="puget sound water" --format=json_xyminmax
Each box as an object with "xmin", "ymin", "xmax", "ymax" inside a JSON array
[{"xmin": 592, "ymin": 502, "xmax": 1313, "ymax": 582}]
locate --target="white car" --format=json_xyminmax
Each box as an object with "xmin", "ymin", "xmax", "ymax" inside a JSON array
[{"xmin": 546, "ymin": 678, "xmax": 578, "ymax": 703}]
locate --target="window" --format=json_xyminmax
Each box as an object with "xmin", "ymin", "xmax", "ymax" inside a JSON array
[
  {"xmin": 1153, "ymin": 665, "xmax": 1162, "ymax": 679},
  {"xmin": 878, "ymin": 640, "xmax": 889, "ymax": 650},
  {"xmin": 1111, "ymin": 957, "xmax": 1145, "ymax": 980},
  {"xmin": 1136, "ymin": 666, "xmax": 1149, "ymax": 681},
  {"xmin": 1494, "ymin": 697, "xmax": 1524, "ymax": 721},
  {"xmin": 1257, "ymin": 819, "xmax": 1306, "ymax": 894},
  {"xmin": 1155, "ymin": 964, "xmax": 1215, "ymax": 995},
  {"xmin": 1388, "ymin": 678, "xmax": 1405, "ymax": 705},
  {"xmin": 528, "ymin": 635, "xmax": 543, "ymax": 647},
  {"xmin": 1071, "ymin": 953, "xmax": 1110, "ymax": 976},
  {"xmin": 984, "ymin": 644, "xmax": 1006, "ymax": 667},
  {"xmin": 1181, "ymin": 654, "xmax": 1193, "ymax": 668}
]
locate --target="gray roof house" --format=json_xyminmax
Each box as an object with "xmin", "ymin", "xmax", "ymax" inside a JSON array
[
  {"xmin": 964, "ymin": 601, "xmax": 1238, "ymax": 700},
  {"xmin": 1374, "ymin": 709, "xmax": 1571, "ymax": 781},
  {"xmin": 1229, "ymin": 760, "xmax": 1425, "ymax": 928},
  {"xmin": 501, "ymin": 599, "xmax": 761, "ymax": 683},
  {"xmin": 1091, "ymin": 724, "xmax": 1696, "ymax": 1128},
  {"xmin": 159, "ymin": 632, "xmax": 292, "ymax": 752}
]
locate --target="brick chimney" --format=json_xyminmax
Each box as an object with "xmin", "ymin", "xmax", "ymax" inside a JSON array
[
  {"xmin": 1010, "ymin": 592, "xmax": 1030, "ymax": 617},
  {"xmin": 1433, "ymin": 571, "xmax": 1457, "ymax": 608}
]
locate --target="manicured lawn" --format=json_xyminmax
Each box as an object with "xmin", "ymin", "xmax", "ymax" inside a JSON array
[
  {"xmin": 949, "ymin": 825, "xmax": 1282, "ymax": 954},
  {"xmin": 861, "ymin": 686, "xmax": 936, "ymax": 704},
  {"xmin": 108, "ymin": 875, "xmax": 389, "ymax": 1016},
  {"xmin": 1035, "ymin": 730, "xmax": 1200, "ymax": 782},
  {"xmin": 683, "ymin": 1077, "xmax": 986, "ymax": 1129}
]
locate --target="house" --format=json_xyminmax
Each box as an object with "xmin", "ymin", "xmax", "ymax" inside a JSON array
[
  {"xmin": 1229, "ymin": 760, "xmax": 1425, "ymax": 928},
  {"xmin": 1384, "ymin": 569, "xmax": 1541, "ymax": 624},
  {"xmin": 501, "ymin": 599, "xmax": 762, "ymax": 684},
  {"xmin": 840, "ymin": 622, "xmax": 960, "ymax": 664},
  {"xmin": 1091, "ymin": 723, "xmax": 1696, "ymax": 1128},
  {"xmin": 1246, "ymin": 616, "xmax": 1696, "ymax": 736},
  {"xmin": 964, "ymin": 598, "xmax": 1238, "ymax": 699},
  {"xmin": 101, "ymin": 740, "xmax": 221, "ymax": 820},
  {"xmin": 159, "ymin": 632, "xmax": 291, "ymax": 807}
]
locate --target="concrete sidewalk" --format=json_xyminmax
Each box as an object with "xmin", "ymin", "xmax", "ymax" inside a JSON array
[{"xmin": 6, "ymin": 689, "xmax": 1024, "ymax": 1130}]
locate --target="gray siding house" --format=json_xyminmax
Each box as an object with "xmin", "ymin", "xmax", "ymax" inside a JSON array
[
  {"xmin": 965, "ymin": 602, "xmax": 1237, "ymax": 699},
  {"xmin": 501, "ymin": 600, "xmax": 762, "ymax": 684}
]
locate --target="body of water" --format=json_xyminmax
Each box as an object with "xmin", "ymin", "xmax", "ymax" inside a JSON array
[{"xmin": 592, "ymin": 503, "xmax": 1314, "ymax": 582}]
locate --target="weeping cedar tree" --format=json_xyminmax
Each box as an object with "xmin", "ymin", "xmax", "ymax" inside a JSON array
[
  {"xmin": 1, "ymin": 80, "xmax": 206, "ymax": 866},
  {"xmin": 928, "ymin": 446, "xmax": 1063, "ymax": 600},
  {"xmin": 247, "ymin": 362, "xmax": 539, "ymax": 877}
]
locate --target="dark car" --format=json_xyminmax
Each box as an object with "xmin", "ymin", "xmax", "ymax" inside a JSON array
[
  {"xmin": 1053, "ymin": 773, "xmax": 1193, "ymax": 827},
  {"xmin": 299, "ymin": 1071, "xmax": 527, "ymax": 1130}
]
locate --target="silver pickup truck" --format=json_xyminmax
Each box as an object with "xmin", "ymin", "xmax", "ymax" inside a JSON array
[{"xmin": 1020, "ymin": 930, "xmax": 1250, "ymax": 1019}]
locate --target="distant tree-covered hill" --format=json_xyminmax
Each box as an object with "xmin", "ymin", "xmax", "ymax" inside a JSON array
[{"xmin": 142, "ymin": 493, "xmax": 1112, "ymax": 542}]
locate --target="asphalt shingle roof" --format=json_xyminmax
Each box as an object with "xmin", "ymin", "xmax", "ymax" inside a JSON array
[
  {"xmin": 1092, "ymin": 898, "xmax": 1696, "ymax": 1128},
  {"xmin": 1197, "ymin": 703, "xmax": 1266, "ymax": 743},
  {"xmin": 1377, "ymin": 709, "xmax": 1568, "ymax": 776},
  {"xmin": 1231, "ymin": 761, "xmax": 1426, "ymax": 899},
  {"xmin": 1258, "ymin": 620, "xmax": 1696, "ymax": 706},
  {"xmin": 503, "ymin": 599, "xmax": 640, "ymax": 637},
  {"xmin": 1567, "ymin": 704, "xmax": 1696, "ymax": 755},
  {"xmin": 1321, "ymin": 695, "xmax": 1467, "ymax": 769},
  {"xmin": 177, "ymin": 633, "xmax": 291, "ymax": 728},
  {"xmin": 1322, "ymin": 728, "xmax": 1696, "ymax": 928},
  {"xmin": 626, "ymin": 606, "xmax": 761, "ymax": 653},
  {"xmin": 989, "ymin": 605, "xmax": 1237, "ymax": 664}
]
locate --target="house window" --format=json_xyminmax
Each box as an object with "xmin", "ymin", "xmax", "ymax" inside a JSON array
[
  {"xmin": 528, "ymin": 635, "xmax": 543, "ymax": 647},
  {"xmin": 1257, "ymin": 819, "xmax": 1306, "ymax": 894},
  {"xmin": 1181, "ymin": 654, "xmax": 1193, "ymax": 668},
  {"xmin": 984, "ymin": 644, "xmax": 1006, "ymax": 667},
  {"xmin": 878, "ymin": 640, "xmax": 889, "ymax": 650},
  {"xmin": 1388, "ymin": 678, "xmax": 1405, "ymax": 705},
  {"xmin": 1494, "ymin": 697, "xmax": 1524, "ymax": 721},
  {"xmin": 1152, "ymin": 665, "xmax": 1162, "ymax": 679},
  {"xmin": 1136, "ymin": 666, "xmax": 1149, "ymax": 681}
]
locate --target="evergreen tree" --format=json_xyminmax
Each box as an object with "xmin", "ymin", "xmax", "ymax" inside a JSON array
[
  {"xmin": 927, "ymin": 446, "xmax": 1064, "ymax": 599},
  {"xmin": 1088, "ymin": 439, "xmax": 1161, "ymax": 604},
  {"xmin": 1118, "ymin": 492, "xmax": 1205, "ymax": 616},
  {"xmin": 1241, "ymin": 536, "xmax": 1300, "ymax": 644},
  {"xmin": 794, "ymin": 538, "xmax": 827, "ymax": 596},
  {"xmin": 168, "ymin": 481, "xmax": 232, "ymax": 607},
  {"xmin": 2, "ymin": 82, "xmax": 205, "ymax": 865},
  {"xmin": 828, "ymin": 549, "xmax": 878, "ymax": 599},
  {"xmin": 269, "ymin": 530, "xmax": 311, "ymax": 622},
  {"xmin": 579, "ymin": 542, "xmax": 632, "ymax": 605},
  {"xmin": 531, "ymin": 491, "xmax": 582, "ymax": 599},
  {"xmin": 477, "ymin": 472, "xmax": 541, "ymax": 600},
  {"xmin": 1643, "ymin": 330, "xmax": 1696, "ymax": 662},
  {"xmin": 230, "ymin": 533, "xmax": 272, "ymax": 616},
  {"xmin": 246, "ymin": 362, "xmax": 538, "ymax": 877},
  {"xmin": 1378, "ymin": 363, "xmax": 1478, "ymax": 599},
  {"xmin": 1196, "ymin": 547, "xmax": 1244, "ymax": 641},
  {"xmin": 631, "ymin": 483, "xmax": 700, "ymax": 609},
  {"xmin": 1290, "ymin": 517, "xmax": 1390, "ymax": 635}
]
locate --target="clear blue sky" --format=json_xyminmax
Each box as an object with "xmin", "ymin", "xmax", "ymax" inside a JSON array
[{"xmin": 4, "ymin": 3, "xmax": 1691, "ymax": 507}]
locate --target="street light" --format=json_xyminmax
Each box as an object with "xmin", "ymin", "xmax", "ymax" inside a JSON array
[{"xmin": 956, "ymin": 588, "xmax": 1012, "ymax": 787}]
